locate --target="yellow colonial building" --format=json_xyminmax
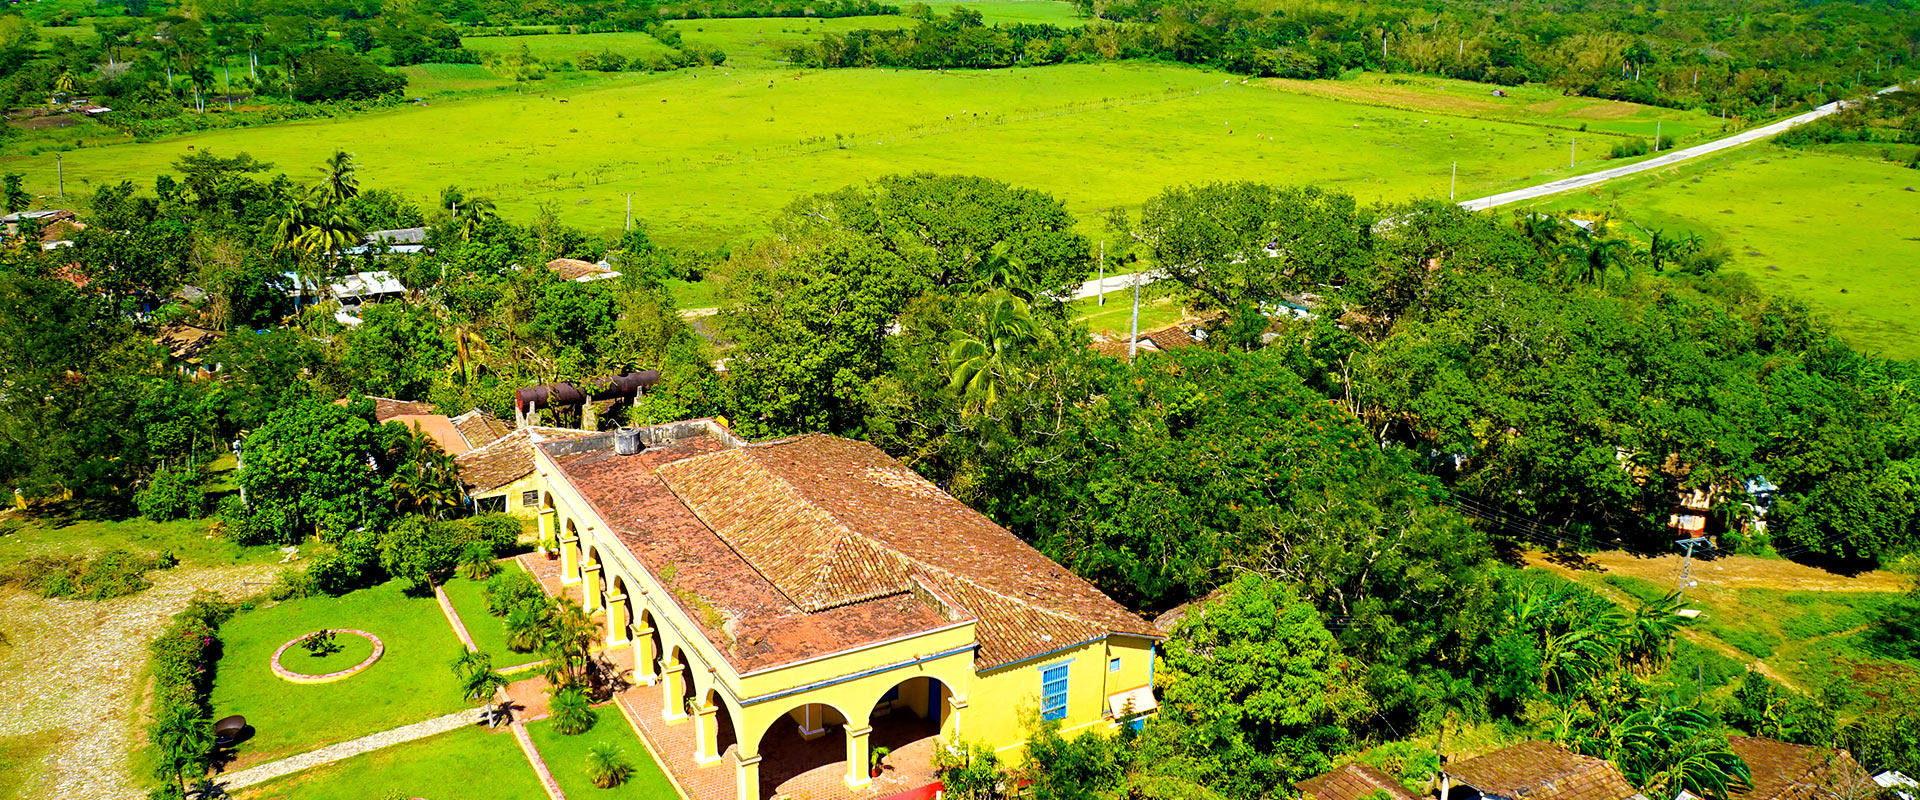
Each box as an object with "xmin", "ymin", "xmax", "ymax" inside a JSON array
[{"xmin": 526, "ymin": 419, "xmax": 1161, "ymax": 800}]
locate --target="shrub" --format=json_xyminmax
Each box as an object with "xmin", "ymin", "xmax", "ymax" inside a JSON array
[
  {"xmin": 146, "ymin": 592, "xmax": 231, "ymax": 794},
  {"xmin": 300, "ymin": 629, "xmax": 342, "ymax": 657},
  {"xmin": 484, "ymin": 569, "xmax": 547, "ymax": 617},
  {"xmin": 1608, "ymin": 138, "xmax": 1651, "ymax": 159},
  {"xmin": 586, "ymin": 742, "xmax": 635, "ymax": 788},
  {"xmin": 265, "ymin": 567, "xmax": 315, "ymax": 601},
  {"xmin": 549, "ymin": 686, "xmax": 597, "ymax": 735},
  {"xmin": 460, "ymin": 542, "xmax": 500, "ymax": 580},
  {"xmin": 307, "ymin": 533, "xmax": 382, "ymax": 596},
  {"xmin": 379, "ymin": 517, "xmax": 463, "ymax": 594},
  {"xmin": 136, "ymin": 466, "xmax": 207, "ymax": 521},
  {"xmin": 1, "ymin": 549, "xmax": 176, "ymax": 600},
  {"xmin": 457, "ymin": 513, "xmax": 523, "ymax": 556}
]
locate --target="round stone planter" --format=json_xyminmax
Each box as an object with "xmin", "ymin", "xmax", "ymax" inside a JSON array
[{"xmin": 271, "ymin": 629, "xmax": 384, "ymax": 684}]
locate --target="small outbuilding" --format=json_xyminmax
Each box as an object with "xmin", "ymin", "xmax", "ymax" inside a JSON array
[
  {"xmin": 1298, "ymin": 763, "xmax": 1420, "ymax": 800},
  {"xmin": 1441, "ymin": 740, "xmax": 1642, "ymax": 800}
]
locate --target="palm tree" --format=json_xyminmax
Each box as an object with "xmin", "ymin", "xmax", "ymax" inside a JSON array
[
  {"xmin": 454, "ymin": 195, "xmax": 498, "ymax": 242},
  {"xmin": 451, "ymin": 651, "xmax": 510, "ymax": 727},
  {"xmin": 1640, "ymin": 736, "xmax": 1753, "ymax": 800},
  {"xmin": 587, "ymin": 743, "xmax": 636, "ymax": 787},
  {"xmin": 548, "ymin": 686, "xmax": 597, "ymax": 735},
  {"xmin": 504, "ymin": 603, "xmax": 549, "ymax": 653},
  {"xmin": 450, "ymin": 324, "xmax": 493, "ymax": 385},
  {"xmin": 540, "ymin": 601, "xmax": 601, "ymax": 692},
  {"xmin": 947, "ymin": 291, "xmax": 1048, "ymax": 414},
  {"xmin": 150, "ymin": 704, "xmax": 213, "ymax": 796},
  {"xmin": 1616, "ymin": 591, "xmax": 1684, "ymax": 670},
  {"xmin": 386, "ymin": 424, "xmax": 464, "ymax": 519},
  {"xmin": 316, "ymin": 150, "xmax": 359, "ymax": 206}
]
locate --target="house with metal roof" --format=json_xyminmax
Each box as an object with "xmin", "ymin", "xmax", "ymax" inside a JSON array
[{"xmin": 524, "ymin": 418, "xmax": 1162, "ymax": 800}]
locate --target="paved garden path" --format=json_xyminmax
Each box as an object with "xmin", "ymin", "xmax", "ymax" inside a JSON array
[
  {"xmin": 216, "ymin": 709, "xmax": 483, "ymax": 791},
  {"xmin": 510, "ymin": 718, "xmax": 570, "ymax": 800},
  {"xmin": 434, "ymin": 585, "xmax": 481, "ymax": 653}
]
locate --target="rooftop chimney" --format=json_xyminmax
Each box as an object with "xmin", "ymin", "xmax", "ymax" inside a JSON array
[{"xmin": 614, "ymin": 427, "xmax": 644, "ymax": 456}]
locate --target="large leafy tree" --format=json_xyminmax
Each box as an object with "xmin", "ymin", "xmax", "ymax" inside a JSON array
[
  {"xmin": 339, "ymin": 302, "xmax": 453, "ymax": 401},
  {"xmin": 235, "ymin": 398, "xmax": 391, "ymax": 541},
  {"xmin": 1152, "ymin": 573, "xmax": 1365, "ymax": 795}
]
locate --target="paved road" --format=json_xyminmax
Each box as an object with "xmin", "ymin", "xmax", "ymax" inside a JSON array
[{"xmin": 1458, "ymin": 83, "xmax": 1904, "ymax": 211}]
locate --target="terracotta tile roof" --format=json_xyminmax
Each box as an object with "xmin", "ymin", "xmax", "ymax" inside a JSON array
[
  {"xmin": 547, "ymin": 257, "xmax": 610, "ymax": 281},
  {"xmin": 457, "ymin": 426, "xmax": 595, "ymax": 493},
  {"xmin": 385, "ymin": 414, "xmax": 475, "ymax": 456},
  {"xmin": 1446, "ymin": 741, "xmax": 1639, "ymax": 800},
  {"xmin": 1087, "ymin": 340, "xmax": 1132, "ymax": 359},
  {"xmin": 1731, "ymin": 738, "xmax": 1877, "ymax": 800},
  {"xmin": 450, "ymin": 409, "xmax": 512, "ymax": 449},
  {"xmin": 336, "ymin": 395, "xmax": 438, "ymax": 421},
  {"xmin": 1139, "ymin": 324, "xmax": 1199, "ymax": 351},
  {"xmin": 542, "ymin": 426, "xmax": 1161, "ymax": 675},
  {"xmin": 153, "ymin": 323, "xmax": 223, "ymax": 362},
  {"xmin": 1299, "ymin": 763, "xmax": 1418, "ymax": 800}
]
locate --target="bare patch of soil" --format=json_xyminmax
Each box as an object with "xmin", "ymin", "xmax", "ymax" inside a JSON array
[
  {"xmin": 1523, "ymin": 550, "xmax": 1907, "ymax": 593},
  {"xmin": 0, "ymin": 562, "xmax": 279, "ymax": 800}
]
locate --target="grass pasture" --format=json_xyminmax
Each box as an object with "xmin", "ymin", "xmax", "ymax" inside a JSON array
[
  {"xmin": 3, "ymin": 62, "xmax": 1659, "ymax": 253},
  {"xmin": 234, "ymin": 725, "xmax": 544, "ymax": 800},
  {"xmin": 399, "ymin": 63, "xmax": 515, "ymax": 96},
  {"xmin": 210, "ymin": 580, "xmax": 470, "ymax": 769},
  {"xmin": 667, "ymin": 16, "xmax": 918, "ymax": 67},
  {"xmin": 463, "ymin": 31, "xmax": 678, "ymax": 65},
  {"xmin": 1262, "ymin": 72, "xmax": 1727, "ymax": 143},
  {"xmin": 1525, "ymin": 145, "xmax": 1920, "ymax": 359}
]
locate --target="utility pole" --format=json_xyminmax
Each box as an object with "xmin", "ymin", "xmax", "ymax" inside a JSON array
[
  {"xmin": 1127, "ymin": 275, "xmax": 1140, "ymax": 363},
  {"xmin": 1570, "ymin": 138, "xmax": 1576, "ymax": 167},
  {"xmin": 1450, "ymin": 161, "xmax": 1457, "ymax": 200},
  {"xmin": 1097, "ymin": 241, "xmax": 1105, "ymax": 306},
  {"xmin": 56, "ymin": 155, "xmax": 63, "ymax": 199},
  {"xmin": 1654, "ymin": 121, "xmax": 1661, "ymax": 151},
  {"xmin": 624, "ymin": 193, "xmax": 632, "ymax": 231},
  {"xmin": 1676, "ymin": 536, "xmax": 1708, "ymax": 596}
]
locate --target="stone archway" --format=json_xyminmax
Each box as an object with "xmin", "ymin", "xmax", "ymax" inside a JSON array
[{"xmin": 747, "ymin": 701, "xmax": 861, "ymax": 800}]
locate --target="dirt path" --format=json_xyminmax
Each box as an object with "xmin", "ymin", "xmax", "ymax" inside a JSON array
[
  {"xmin": 0, "ymin": 561, "xmax": 281, "ymax": 800},
  {"xmin": 1527, "ymin": 552, "xmax": 1811, "ymax": 691},
  {"xmin": 1525, "ymin": 550, "xmax": 1909, "ymax": 593}
]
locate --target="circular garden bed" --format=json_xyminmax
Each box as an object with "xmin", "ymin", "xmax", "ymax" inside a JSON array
[{"xmin": 271, "ymin": 629, "xmax": 385, "ymax": 684}]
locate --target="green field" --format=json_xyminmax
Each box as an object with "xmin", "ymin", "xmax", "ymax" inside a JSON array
[
  {"xmin": 3, "ymin": 62, "xmax": 1665, "ymax": 252},
  {"xmin": 235, "ymin": 726, "xmax": 545, "ymax": 800},
  {"xmin": 1262, "ymin": 72, "xmax": 1728, "ymax": 142},
  {"xmin": 1526, "ymin": 145, "xmax": 1920, "ymax": 359},
  {"xmin": 464, "ymin": 31, "xmax": 678, "ymax": 64}
]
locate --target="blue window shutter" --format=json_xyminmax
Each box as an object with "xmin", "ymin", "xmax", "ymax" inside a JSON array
[{"xmin": 1041, "ymin": 663, "xmax": 1070, "ymax": 721}]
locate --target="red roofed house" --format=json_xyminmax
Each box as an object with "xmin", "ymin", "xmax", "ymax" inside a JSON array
[{"xmin": 527, "ymin": 419, "xmax": 1162, "ymax": 800}]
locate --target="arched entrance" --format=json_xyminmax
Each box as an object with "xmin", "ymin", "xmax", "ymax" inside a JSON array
[
  {"xmin": 583, "ymin": 546, "xmax": 605, "ymax": 613},
  {"xmin": 634, "ymin": 609, "xmax": 664, "ymax": 685},
  {"xmin": 663, "ymin": 647, "xmax": 696, "ymax": 721},
  {"xmin": 752, "ymin": 702, "xmax": 857, "ymax": 800},
  {"xmin": 868, "ymin": 677, "xmax": 951, "ymax": 784},
  {"xmin": 606, "ymin": 575, "xmax": 632, "ymax": 649},
  {"xmin": 696, "ymin": 688, "xmax": 740, "ymax": 764},
  {"xmin": 561, "ymin": 519, "xmax": 582, "ymax": 585}
]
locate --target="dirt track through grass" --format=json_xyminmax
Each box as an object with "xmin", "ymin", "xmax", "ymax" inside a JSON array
[{"xmin": 0, "ymin": 561, "xmax": 280, "ymax": 800}]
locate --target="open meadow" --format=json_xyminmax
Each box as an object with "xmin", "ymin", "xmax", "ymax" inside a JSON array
[
  {"xmin": 2, "ymin": 62, "xmax": 1679, "ymax": 252},
  {"xmin": 1525, "ymin": 145, "xmax": 1920, "ymax": 359}
]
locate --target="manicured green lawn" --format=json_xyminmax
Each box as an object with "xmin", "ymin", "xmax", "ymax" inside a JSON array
[
  {"xmin": 528, "ymin": 713, "xmax": 679, "ymax": 800},
  {"xmin": 210, "ymin": 580, "xmax": 472, "ymax": 768},
  {"xmin": 276, "ymin": 632, "xmax": 378, "ymax": 676},
  {"xmin": 441, "ymin": 565, "xmax": 540, "ymax": 664},
  {"xmin": 235, "ymin": 726, "xmax": 546, "ymax": 800},
  {"xmin": 1526, "ymin": 145, "xmax": 1920, "ymax": 359}
]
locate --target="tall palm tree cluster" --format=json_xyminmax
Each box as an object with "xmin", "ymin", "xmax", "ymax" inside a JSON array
[
  {"xmin": 1518, "ymin": 213, "xmax": 1718, "ymax": 286},
  {"xmin": 272, "ymin": 150, "xmax": 367, "ymax": 302},
  {"xmin": 381, "ymin": 422, "xmax": 463, "ymax": 519},
  {"xmin": 1496, "ymin": 578, "xmax": 1752, "ymax": 800}
]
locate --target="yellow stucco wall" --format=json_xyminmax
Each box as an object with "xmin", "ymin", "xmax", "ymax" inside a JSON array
[
  {"xmin": 473, "ymin": 472, "xmax": 543, "ymax": 519},
  {"xmin": 970, "ymin": 634, "xmax": 1158, "ymax": 757}
]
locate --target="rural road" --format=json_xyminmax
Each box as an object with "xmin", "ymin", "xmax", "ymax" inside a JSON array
[
  {"xmin": 1457, "ymin": 83, "xmax": 1906, "ymax": 211},
  {"xmin": 681, "ymin": 82, "xmax": 1906, "ymax": 315}
]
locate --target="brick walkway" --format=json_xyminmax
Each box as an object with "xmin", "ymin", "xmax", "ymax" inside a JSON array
[
  {"xmin": 215, "ymin": 709, "xmax": 485, "ymax": 791},
  {"xmin": 511, "ymin": 718, "xmax": 569, "ymax": 800},
  {"xmin": 434, "ymin": 585, "xmax": 480, "ymax": 653}
]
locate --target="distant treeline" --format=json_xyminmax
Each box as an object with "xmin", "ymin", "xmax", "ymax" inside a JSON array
[{"xmin": 783, "ymin": 0, "xmax": 1920, "ymax": 117}]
